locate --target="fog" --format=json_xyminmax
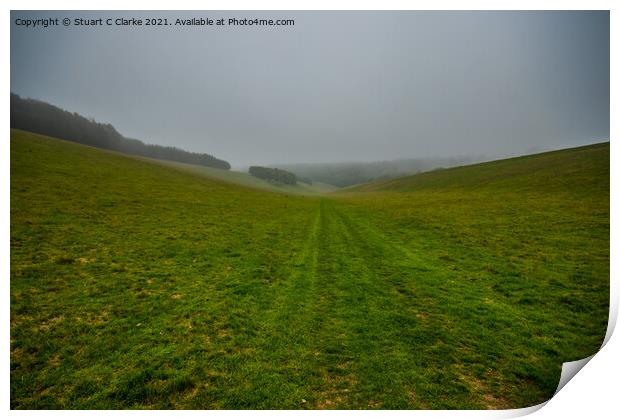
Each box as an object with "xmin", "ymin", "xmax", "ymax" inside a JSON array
[{"xmin": 11, "ymin": 11, "xmax": 609, "ymax": 167}]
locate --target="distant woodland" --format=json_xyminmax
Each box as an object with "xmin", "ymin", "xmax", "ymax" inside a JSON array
[
  {"xmin": 10, "ymin": 93, "xmax": 231, "ymax": 170},
  {"xmin": 249, "ymin": 166, "xmax": 298, "ymax": 185}
]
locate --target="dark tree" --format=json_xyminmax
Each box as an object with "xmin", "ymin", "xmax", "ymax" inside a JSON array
[
  {"xmin": 10, "ymin": 93, "xmax": 231, "ymax": 170},
  {"xmin": 248, "ymin": 166, "xmax": 297, "ymax": 185}
]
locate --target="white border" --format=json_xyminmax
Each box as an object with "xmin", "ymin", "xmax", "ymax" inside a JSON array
[{"xmin": 3, "ymin": 2, "xmax": 616, "ymax": 419}]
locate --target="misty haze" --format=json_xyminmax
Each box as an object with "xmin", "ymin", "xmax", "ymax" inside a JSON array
[
  {"xmin": 11, "ymin": 11, "xmax": 609, "ymax": 168},
  {"xmin": 10, "ymin": 10, "xmax": 609, "ymax": 410}
]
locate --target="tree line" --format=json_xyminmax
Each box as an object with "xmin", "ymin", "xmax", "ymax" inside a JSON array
[
  {"xmin": 249, "ymin": 166, "xmax": 297, "ymax": 185},
  {"xmin": 10, "ymin": 93, "xmax": 231, "ymax": 170}
]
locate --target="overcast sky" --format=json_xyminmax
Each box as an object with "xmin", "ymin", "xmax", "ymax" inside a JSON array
[{"xmin": 11, "ymin": 11, "xmax": 609, "ymax": 167}]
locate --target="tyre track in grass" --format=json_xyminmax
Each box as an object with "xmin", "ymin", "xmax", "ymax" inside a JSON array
[
  {"xmin": 259, "ymin": 198, "xmax": 387, "ymax": 408},
  {"xmin": 316, "ymin": 200, "xmax": 448, "ymax": 408},
  {"xmin": 232, "ymin": 198, "xmax": 376, "ymax": 409},
  {"xmin": 207, "ymin": 199, "xmax": 324, "ymax": 408},
  {"xmin": 205, "ymin": 197, "xmax": 510, "ymax": 409},
  {"xmin": 302, "ymin": 198, "xmax": 367, "ymax": 408},
  {"xmin": 282, "ymin": 199, "xmax": 446, "ymax": 408}
]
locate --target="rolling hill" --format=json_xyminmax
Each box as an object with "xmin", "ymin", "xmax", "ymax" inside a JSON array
[
  {"xmin": 10, "ymin": 129, "xmax": 609, "ymax": 409},
  {"xmin": 277, "ymin": 155, "xmax": 488, "ymax": 188},
  {"xmin": 343, "ymin": 142, "xmax": 608, "ymax": 194},
  {"xmin": 137, "ymin": 157, "xmax": 338, "ymax": 195}
]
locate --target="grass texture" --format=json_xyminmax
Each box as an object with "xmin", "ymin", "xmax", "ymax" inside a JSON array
[{"xmin": 11, "ymin": 129, "xmax": 609, "ymax": 409}]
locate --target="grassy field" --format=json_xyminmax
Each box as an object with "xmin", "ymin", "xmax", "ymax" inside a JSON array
[{"xmin": 10, "ymin": 129, "xmax": 609, "ymax": 409}]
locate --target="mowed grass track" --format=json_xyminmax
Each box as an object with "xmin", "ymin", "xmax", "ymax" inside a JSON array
[{"xmin": 11, "ymin": 129, "xmax": 609, "ymax": 409}]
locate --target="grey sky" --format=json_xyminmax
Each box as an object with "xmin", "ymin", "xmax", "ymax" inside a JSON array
[{"xmin": 11, "ymin": 11, "xmax": 609, "ymax": 167}]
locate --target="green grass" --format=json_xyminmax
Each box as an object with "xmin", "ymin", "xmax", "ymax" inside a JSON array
[{"xmin": 10, "ymin": 129, "xmax": 609, "ymax": 409}]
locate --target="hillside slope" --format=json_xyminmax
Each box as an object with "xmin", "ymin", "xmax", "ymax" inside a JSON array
[
  {"xmin": 11, "ymin": 130, "xmax": 609, "ymax": 409},
  {"xmin": 343, "ymin": 142, "xmax": 608, "ymax": 195}
]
